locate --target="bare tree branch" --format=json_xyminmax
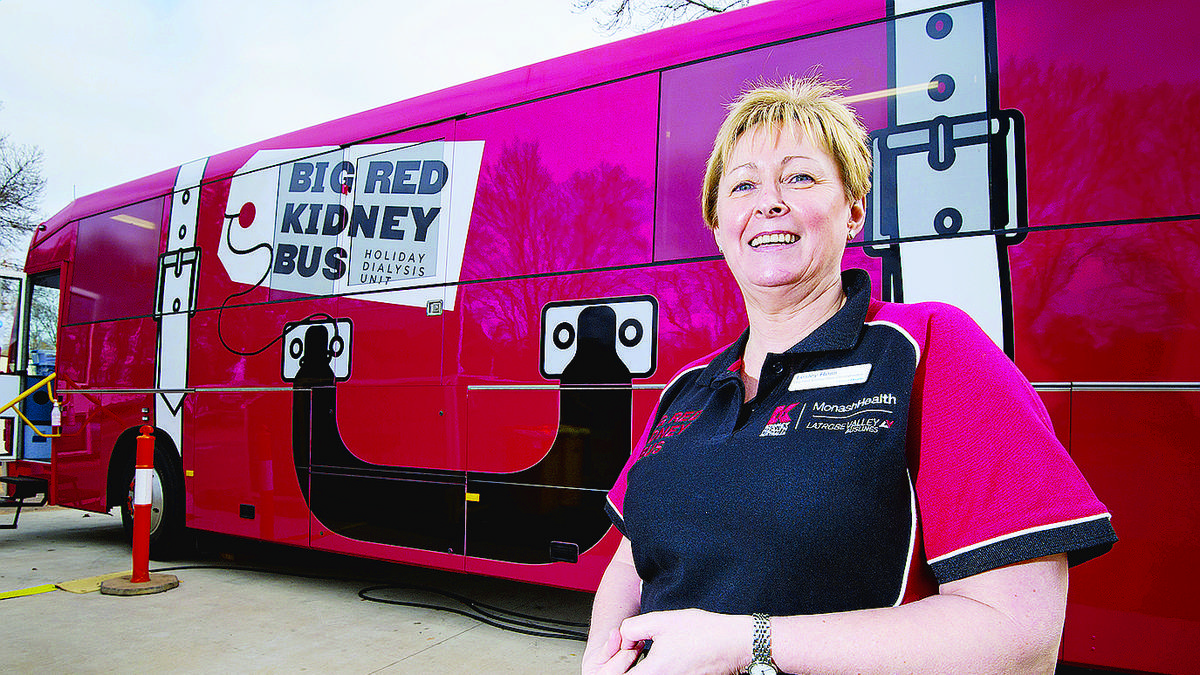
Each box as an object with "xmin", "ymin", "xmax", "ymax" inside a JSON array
[
  {"xmin": 573, "ymin": 0, "xmax": 750, "ymax": 33},
  {"xmin": 0, "ymin": 109, "xmax": 46, "ymax": 246}
]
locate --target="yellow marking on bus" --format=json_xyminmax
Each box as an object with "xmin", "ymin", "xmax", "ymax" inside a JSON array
[
  {"xmin": 465, "ymin": 492, "xmax": 480, "ymax": 502},
  {"xmin": 0, "ymin": 583, "xmax": 58, "ymax": 600},
  {"xmin": 185, "ymin": 470, "xmax": 194, "ymax": 477}
]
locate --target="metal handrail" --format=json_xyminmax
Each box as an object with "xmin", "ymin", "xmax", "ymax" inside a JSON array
[{"xmin": 0, "ymin": 372, "xmax": 61, "ymax": 439}]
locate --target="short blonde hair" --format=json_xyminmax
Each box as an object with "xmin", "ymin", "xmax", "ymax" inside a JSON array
[{"xmin": 701, "ymin": 76, "xmax": 872, "ymax": 230}]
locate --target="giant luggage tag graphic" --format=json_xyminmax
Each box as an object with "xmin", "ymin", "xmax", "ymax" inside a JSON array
[
  {"xmin": 864, "ymin": 1, "xmax": 1028, "ymax": 355},
  {"xmin": 281, "ymin": 296, "xmax": 658, "ymax": 565}
]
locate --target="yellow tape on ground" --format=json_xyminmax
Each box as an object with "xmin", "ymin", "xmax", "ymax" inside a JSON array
[
  {"xmin": 0, "ymin": 583, "xmax": 58, "ymax": 600},
  {"xmin": 56, "ymin": 571, "xmax": 134, "ymax": 594}
]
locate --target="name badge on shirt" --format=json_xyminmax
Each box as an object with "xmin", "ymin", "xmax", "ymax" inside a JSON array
[{"xmin": 789, "ymin": 363, "xmax": 872, "ymax": 391}]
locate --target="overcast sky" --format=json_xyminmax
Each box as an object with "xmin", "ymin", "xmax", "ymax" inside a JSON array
[{"xmin": 0, "ymin": 0, "xmax": 665, "ymax": 240}]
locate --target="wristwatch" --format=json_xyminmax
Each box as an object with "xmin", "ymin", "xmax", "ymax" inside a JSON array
[{"xmin": 747, "ymin": 613, "xmax": 778, "ymax": 675}]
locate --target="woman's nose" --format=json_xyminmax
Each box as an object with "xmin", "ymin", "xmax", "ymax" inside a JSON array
[{"xmin": 756, "ymin": 184, "xmax": 788, "ymax": 217}]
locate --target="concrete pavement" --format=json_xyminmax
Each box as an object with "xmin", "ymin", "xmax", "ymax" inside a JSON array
[{"xmin": 0, "ymin": 506, "xmax": 593, "ymax": 673}]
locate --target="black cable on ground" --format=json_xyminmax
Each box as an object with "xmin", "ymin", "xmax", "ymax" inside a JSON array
[
  {"xmin": 150, "ymin": 564, "xmax": 588, "ymax": 642},
  {"xmin": 358, "ymin": 584, "xmax": 588, "ymax": 642}
]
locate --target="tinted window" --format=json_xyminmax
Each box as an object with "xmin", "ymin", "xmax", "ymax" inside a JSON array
[{"xmin": 68, "ymin": 198, "xmax": 164, "ymax": 323}]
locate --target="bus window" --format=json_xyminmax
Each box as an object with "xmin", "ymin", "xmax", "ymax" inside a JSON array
[
  {"xmin": 68, "ymin": 199, "xmax": 163, "ymax": 323},
  {"xmin": 21, "ymin": 271, "xmax": 60, "ymax": 461},
  {"xmin": 0, "ymin": 275, "xmax": 22, "ymax": 373}
]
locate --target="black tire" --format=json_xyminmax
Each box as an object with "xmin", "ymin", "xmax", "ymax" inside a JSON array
[{"xmin": 119, "ymin": 442, "xmax": 190, "ymax": 560}]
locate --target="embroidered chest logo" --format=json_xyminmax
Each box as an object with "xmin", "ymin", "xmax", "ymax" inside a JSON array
[
  {"xmin": 638, "ymin": 409, "xmax": 702, "ymax": 459},
  {"xmin": 806, "ymin": 393, "xmax": 898, "ymax": 434},
  {"xmin": 760, "ymin": 402, "xmax": 804, "ymax": 437},
  {"xmin": 759, "ymin": 393, "xmax": 899, "ymax": 437}
]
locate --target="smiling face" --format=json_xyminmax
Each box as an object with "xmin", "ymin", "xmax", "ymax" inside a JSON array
[{"xmin": 714, "ymin": 122, "xmax": 865, "ymax": 299}]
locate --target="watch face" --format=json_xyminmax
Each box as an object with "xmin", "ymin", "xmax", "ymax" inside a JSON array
[{"xmin": 748, "ymin": 663, "xmax": 778, "ymax": 675}]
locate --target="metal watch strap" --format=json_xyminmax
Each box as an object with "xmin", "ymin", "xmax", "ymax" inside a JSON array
[{"xmin": 752, "ymin": 612, "xmax": 774, "ymax": 669}]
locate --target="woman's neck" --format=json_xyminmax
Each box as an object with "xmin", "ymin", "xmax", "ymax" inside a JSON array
[{"xmin": 740, "ymin": 276, "xmax": 846, "ymax": 399}]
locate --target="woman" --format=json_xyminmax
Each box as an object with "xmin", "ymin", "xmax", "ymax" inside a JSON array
[{"xmin": 582, "ymin": 77, "xmax": 1116, "ymax": 675}]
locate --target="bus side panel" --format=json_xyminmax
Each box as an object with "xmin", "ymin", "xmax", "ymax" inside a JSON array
[
  {"xmin": 48, "ymin": 197, "xmax": 165, "ymax": 511},
  {"xmin": 1010, "ymin": 223, "xmax": 1200, "ymax": 674},
  {"xmin": 191, "ymin": 178, "xmax": 277, "ymax": 361},
  {"xmin": 68, "ymin": 199, "xmax": 165, "ymax": 327},
  {"xmin": 187, "ymin": 296, "xmax": 330, "ymax": 535},
  {"xmin": 997, "ymin": 3, "xmax": 1200, "ymax": 665},
  {"xmin": 1010, "ymin": 221, "xmax": 1200, "ymax": 384},
  {"xmin": 311, "ymin": 523, "xmax": 467, "ymax": 575},
  {"xmin": 462, "ymin": 386, "xmax": 662, "ymax": 591},
  {"xmin": 187, "ymin": 390, "xmax": 309, "ymax": 546},
  {"xmin": 455, "ymin": 75, "xmax": 659, "ymax": 282},
  {"xmin": 465, "ymin": 387, "xmax": 558, "ymax": 475},
  {"xmin": 1065, "ymin": 391, "xmax": 1200, "ymax": 675},
  {"xmin": 186, "ymin": 175, "xmax": 307, "ymax": 541},
  {"xmin": 995, "ymin": 0, "xmax": 1200, "ymax": 231},
  {"xmin": 54, "ymin": 316, "xmax": 157, "ymax": 511},
  {"xmin": 53, "ymin": 391, "xmax": 152, "ymax": 512},
  {"xmin": 334, "ymin": 301, "xmax": 451, "ymax": 469},
  {"xmin": 446, "ymin": 76, "xmax": 660, "ymax": 586},
  {"xmin": 456, "ymin": 261, "xmax": 746, "ymax": 588},
  {"xmin": 58, "ymin": 318, "xmax": 159, "ymax": 390}
]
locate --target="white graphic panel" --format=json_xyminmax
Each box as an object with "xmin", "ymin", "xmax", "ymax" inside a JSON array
[
  {"xmin": 541, "ymin": 296, "xmax": 658, "ymax": 379},
  {"xmin": 865, "ymin": 1, "xmax": 1026, "ymax": 351},
  {"xmin": 156, "ymin": 158, "xmax": 207, "ymax": 448},
  {"xmin": 219, "ymin": 141, "xmax": 484, "ymax": 311},
  {"xmin": 281, "ymin": 319, "xmax": 353, "ymax": 382}
]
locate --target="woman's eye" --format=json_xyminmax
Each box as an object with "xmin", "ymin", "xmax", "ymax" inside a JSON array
[
  {"xmin": 731, "ymin": 181, "xmax": 755, "ymax": 193},
  {"xmin": 785, "ymin": 173, "xmax": 815, "ymax": 185}
]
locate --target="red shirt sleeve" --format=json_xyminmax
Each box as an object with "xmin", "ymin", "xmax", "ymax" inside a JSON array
[{"xmin": 903, "ymin": 302, "xmax": 1115, "ymax": 582}]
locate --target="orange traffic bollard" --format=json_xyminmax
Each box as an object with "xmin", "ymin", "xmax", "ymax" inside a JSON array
[
  {"xmin": 99, "ymin": 425, "xmax": 179, "ymax": 596},
  {"xmin": 130, "ymin": 424, "xmax": 155, "ymax": 583}
]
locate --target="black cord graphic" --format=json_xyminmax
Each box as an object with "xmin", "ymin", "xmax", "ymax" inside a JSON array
[
  {"xmin": 218, "ymin": 208, "xmax": 278, "ymax": 356},
  {"xmin": 217, "ymin": 207, "xmax": 345, "ymax": 358}
]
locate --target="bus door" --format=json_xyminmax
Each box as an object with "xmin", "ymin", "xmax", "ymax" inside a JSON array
[
  {"xmin": 0, "ymin": 274, "xmax": 25, "ymax": 460},
  {"xmin": 19, "ymin": 271, "xmax": 59, "ymax": 461},
  {"xmin": 0, "ymin": 271, "xmax": 61, "ymax": 463}
]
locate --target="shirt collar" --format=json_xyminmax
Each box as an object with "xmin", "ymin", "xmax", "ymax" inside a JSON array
[{"xmin": 697, "ymin": 269, "xmax": 872, "ymax": 388}]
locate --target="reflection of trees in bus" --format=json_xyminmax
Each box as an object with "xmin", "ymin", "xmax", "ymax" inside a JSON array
[
  {"xmin": 1005, "ymin": 58, "xmax": 1200, "ymax": 381},
  {"xmin": 1008, "ymin": 60, "xmax": 1200, "ymax": 226},
  {"xmin": 462, "ymin": 139, "xmax": 747, "ymax": 380},
  {"xmin": 462, "ymin": 140, "xmax": 654, "ymax": 377}
]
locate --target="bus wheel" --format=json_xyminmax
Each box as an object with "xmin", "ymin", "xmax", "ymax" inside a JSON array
[{"xmin": 120, "ymin": 444, "xmax": 189, "ymax": 560}]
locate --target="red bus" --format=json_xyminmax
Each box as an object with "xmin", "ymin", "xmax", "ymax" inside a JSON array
[{"xmin": 2, "ymin": 0, "xmax": 1197, "ymax": 671}]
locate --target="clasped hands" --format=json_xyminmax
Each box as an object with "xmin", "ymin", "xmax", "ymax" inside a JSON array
[{"xmin": 583, "ymin": 608, "xmax": 754, "ymax": 675}]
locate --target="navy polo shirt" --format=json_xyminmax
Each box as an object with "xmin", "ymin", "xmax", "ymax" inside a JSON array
[{"xmin": 606, "ymin": 269, "xmax": 1116, "ymax": 617}]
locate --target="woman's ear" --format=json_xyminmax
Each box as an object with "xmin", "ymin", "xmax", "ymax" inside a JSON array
[{"xmin": 847, "ymin": 197, "xmax": 866, "ymax": 240}]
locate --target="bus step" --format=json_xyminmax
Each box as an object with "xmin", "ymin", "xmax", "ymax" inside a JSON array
[{"xmin": 0, "ymin": 476, "xmax": 49, "ymax": 530}]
